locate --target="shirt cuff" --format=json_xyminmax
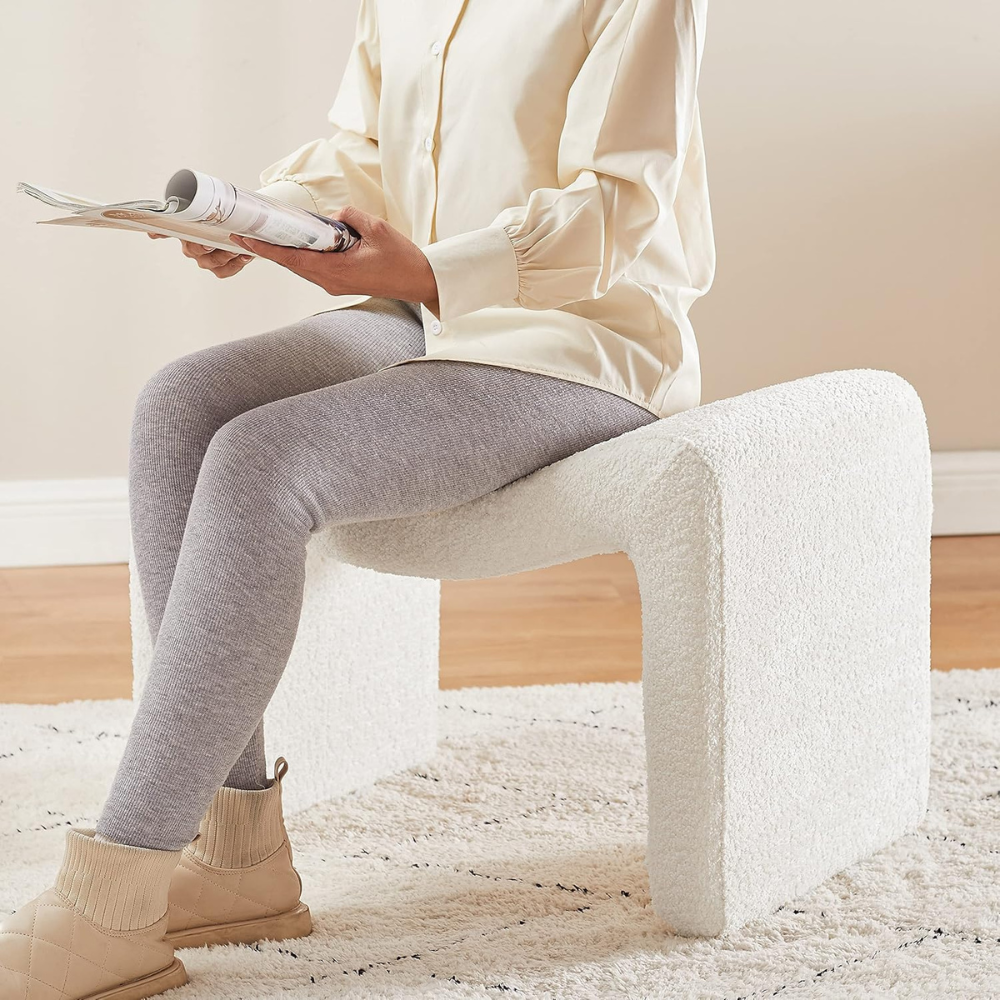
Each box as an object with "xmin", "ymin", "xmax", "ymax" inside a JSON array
[
  {"xmin": 255, "ymin": 179, "xmax": 320, "ymax": 215},
  {"xmin": 421, "ymin": 225, "xmax": 520, "ymax": 322}
]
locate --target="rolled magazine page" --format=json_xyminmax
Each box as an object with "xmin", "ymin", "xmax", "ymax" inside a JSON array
[
  {"xmin": 16, "ymin": 169, "xmax": 360, "ymax": 255},
  {"xmin": 163, "ymin": 169, "xmax": 358, "ymax": 251}
]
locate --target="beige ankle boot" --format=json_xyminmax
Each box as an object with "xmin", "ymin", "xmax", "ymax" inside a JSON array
[
  {"xmin": 0, "ymin": 828, "xmax": 187, "ymax": 1000},
  {"xmin": 166, "ymin": 756, "xmax": 311, "ymax": 949}
]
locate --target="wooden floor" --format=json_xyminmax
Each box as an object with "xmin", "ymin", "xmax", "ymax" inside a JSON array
[{"xmin": 1, "ymin": 537, "xmax": 998, "ymax": 705}]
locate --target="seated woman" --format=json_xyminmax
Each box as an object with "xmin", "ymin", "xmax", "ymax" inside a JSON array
[{"xmin": 0, "ymin": 0, "xmax": 714, "ymax": 995}]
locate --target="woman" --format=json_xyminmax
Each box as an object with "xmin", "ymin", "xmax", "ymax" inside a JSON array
[{"xmin": 0, "ymin": 0, "xmax": 713, "ymax": 994}]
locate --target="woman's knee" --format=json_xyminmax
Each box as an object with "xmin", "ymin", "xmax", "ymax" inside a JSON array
[
  {"xmin": 135, "ymin": 354, "xmax": 208, "ymax": 415},
  {"xmin": 131, "ymin": 352, "xmax": 235, "ymax": 461},
  {"xmin": 196, "ymin": 406, "xmax": 318, "ymax": 531}
]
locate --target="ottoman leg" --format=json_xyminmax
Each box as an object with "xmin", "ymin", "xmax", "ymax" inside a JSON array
[
  {"xmin": 631, "ymin": 375, "xmax": 932, "ymax": 935},
  {"xmin": 630, "ymin": 454, "xmax": 729, "ymax": 937}
]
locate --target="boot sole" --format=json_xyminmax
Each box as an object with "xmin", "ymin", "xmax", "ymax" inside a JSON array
[
  {"xmin": 84, "ymin": 959, "xmax": 187, "ymax": 1000},
  {"xmin": 165, "ymin": 902, "xmax": 312, "ymax": 949}
]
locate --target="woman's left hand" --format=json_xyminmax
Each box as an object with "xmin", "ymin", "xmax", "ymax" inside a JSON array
[{"xmin": 230, "ymin": 205, "xmax": 440, "ymax": 317}]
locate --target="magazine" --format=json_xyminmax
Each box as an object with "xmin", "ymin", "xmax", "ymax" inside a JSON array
[{"xmin": 16, "ymin": 168, "xmax": 360, "ymax": 255}]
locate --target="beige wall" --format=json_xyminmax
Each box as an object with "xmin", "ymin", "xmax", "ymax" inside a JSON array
[
  {"xmin": 2, "ymin": 0, "xmax": 997, "ymax": 482},
  {"xmin": 695, "ymin": 1, "xmax": 998, "ymax": 450}
]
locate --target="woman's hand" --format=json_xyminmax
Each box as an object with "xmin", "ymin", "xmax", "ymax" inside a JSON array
[
  {"xmin": 147, "ymin": 232, "xmax": 254, "ymax": 278},
  {"xmin": 229, "ymin": 206, "xmax": 440, "ymax": 316}
]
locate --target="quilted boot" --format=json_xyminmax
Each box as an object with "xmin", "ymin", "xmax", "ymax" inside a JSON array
[
  {"xmin": 0, "ymin": 828, "xmax": 186, "ymax": 1000},
  {"xmin": 165, "ymin": 756, "xmax": 312, "ymax": 949}
]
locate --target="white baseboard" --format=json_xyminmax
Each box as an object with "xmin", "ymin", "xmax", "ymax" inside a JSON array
[
  {"xmin": 0, "ymin": 451, "xmax": 998, "ymax": 567},
  {"xmin": 0, "ymin": 478, "xmax": 130, "ymax": 568},
  {"xmin": 929, "ymin": 451, "xmax": 1000, "ymax": 537}
]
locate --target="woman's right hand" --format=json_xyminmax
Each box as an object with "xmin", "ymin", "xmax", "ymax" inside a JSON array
[{"xmin": 147, "ymin": 232, "xmax": 254, "ymax": 278}]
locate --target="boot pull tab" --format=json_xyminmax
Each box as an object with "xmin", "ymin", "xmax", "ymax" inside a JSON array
[{"xmin": 274, "ymin": 757, "xmax": 289, "ymax": 784}]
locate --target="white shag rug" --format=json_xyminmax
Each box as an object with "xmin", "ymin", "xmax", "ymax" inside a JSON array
[{"xmin": 1, "ymin": 672, "xmax": 998, "ymax": 999}]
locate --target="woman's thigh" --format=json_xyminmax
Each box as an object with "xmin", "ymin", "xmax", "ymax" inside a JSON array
[
  {"xmin": 134, "ymin": 297, "xmax": 425, "ymax": 427},
  {"xmin": 200, "ymin": 358, "xmax": 658, "ymax": 531}
]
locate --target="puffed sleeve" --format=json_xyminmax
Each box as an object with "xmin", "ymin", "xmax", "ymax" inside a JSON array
[
  {"xmin": 255, "ymin": 0, "xmax": 386, "ymax": 219},
  {"xmin": 422, "ymin": 0, "xmax": 708, "ymax": 321}
]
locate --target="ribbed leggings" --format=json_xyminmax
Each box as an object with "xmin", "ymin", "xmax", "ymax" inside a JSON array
[{"xmin": 95, "ymin": 297, "xmax": 657, "ymax": 850}]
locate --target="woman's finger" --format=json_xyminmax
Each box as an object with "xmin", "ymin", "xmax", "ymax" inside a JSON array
[
  {"xmin": 194, "ymin": 250, "xmax": 234, "ymax": 270},
  {"xmin": 211, "ymin": 258, "xmax": 250, "ymax": 279},
  {"xmin": 181, "ymin": 242, "xmax": 217, "ymax": 258},
  {"xmin": 235, "ymin": 237, "xmax": 313, "ymax": 271},
  {"xmin": 193, "ymin": 247, "xmax": 237, "ymax": 265},
  {"xmin": 330, "ymin": 205, "xmax": 371, "ymax": 235}
]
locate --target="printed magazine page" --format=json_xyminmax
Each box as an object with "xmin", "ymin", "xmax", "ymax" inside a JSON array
[{"xmin": 16, "ymin": 168, "xmax": 360, "ymax": 255}]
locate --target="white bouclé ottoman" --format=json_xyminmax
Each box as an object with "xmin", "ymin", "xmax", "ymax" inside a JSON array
[{"xmin": 131, "ymin": 368, "xmax": 933, "ymax": 936}]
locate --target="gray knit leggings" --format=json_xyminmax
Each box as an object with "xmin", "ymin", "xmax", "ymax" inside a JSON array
[{"xmin": 96, "ymin": 297, "xmax": 657, "ymax": 850}]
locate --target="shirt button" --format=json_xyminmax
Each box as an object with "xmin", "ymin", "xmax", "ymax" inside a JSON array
[
  {"xmin": 430, "ymin": 41, "xmax": 442, "ymax": 55},
  {"xmin": 423, "ymin": 136, "xmax": 434, "ymax": 152},
  {"xmin": 429, "ymin": 319, "xmax": 442, "ymax": 335}
]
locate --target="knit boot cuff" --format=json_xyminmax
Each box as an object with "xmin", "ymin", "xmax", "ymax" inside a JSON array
[
  {"xmin": 54, "ymin": 827, "xmax": 182, "ymax": 931},
  {"xmin": 188, "ymin": 757, "xmax": 289, "ymax": 868}
]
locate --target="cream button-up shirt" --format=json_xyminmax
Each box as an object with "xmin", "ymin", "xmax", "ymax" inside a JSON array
[{"xmin": 257, "ymin": 0, "xmax": 715, "ymax": 419}]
